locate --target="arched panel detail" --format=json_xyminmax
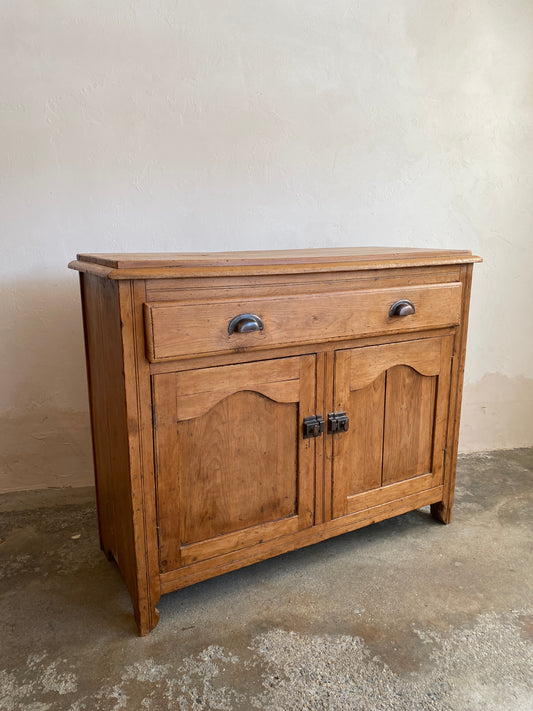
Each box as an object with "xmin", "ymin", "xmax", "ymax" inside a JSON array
[
  {"xmin": 174, "ymin": 356, "xmax": 302, "ymax": 421},
  {"xmin": 349, "ymin": 338, "xmax": 442, "ymax": 392},
  {"xmin": 177, "ymin": 382, "xmax": 300, "ymax": 422}
]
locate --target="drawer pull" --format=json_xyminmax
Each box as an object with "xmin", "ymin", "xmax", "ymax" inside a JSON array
[
  {"xmin": 228, "ymin": 313, "xmax": 264, "ymax": 335},
  {"xmin": 389, "ymin": 299, "xmax": 416, "ymax": 317}
]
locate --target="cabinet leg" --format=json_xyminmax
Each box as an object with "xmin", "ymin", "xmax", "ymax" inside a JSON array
[
  {"xmin": 431, "ymin": 501, "xmax": 453, "ymax": 524},
  {"xmin": 134, "ymin": 601, "xmax": 161, "ymax": 636}
]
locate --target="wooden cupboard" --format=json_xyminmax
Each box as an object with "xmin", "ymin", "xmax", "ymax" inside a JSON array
[{"xmin": 70, "ymin": 247, "xmax": 481, "ymax": 634}]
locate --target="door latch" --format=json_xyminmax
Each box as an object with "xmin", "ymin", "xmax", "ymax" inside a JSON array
[
  {"xmin": 328, "ymin": 411, "xmax": 349, "ymax": 434},
  {"xmin": 303, "ymin": 415, "xmax": 325, "ymax": 439}
]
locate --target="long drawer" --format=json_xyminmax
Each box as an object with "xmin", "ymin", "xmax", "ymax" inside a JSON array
[{"xmin": 144, "ymin": 282, "xmax": 462, "ymax": 362}]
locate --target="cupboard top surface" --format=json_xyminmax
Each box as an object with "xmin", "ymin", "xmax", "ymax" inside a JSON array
[{"xmin": 70, "ymin": 247, "xmax": 482, "ymax": 280}]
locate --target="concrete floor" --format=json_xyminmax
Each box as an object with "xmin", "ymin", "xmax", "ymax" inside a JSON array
[{"xmin": 1, "ymin": 449, "xmax": 532, "ymax": 710}]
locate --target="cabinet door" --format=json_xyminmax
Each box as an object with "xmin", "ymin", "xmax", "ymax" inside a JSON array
[
  {"xmin": 331, "ymin": 336, "xmax": 453, "ymax": 518},
  {"xmin": 153, "ymin": 355, "xmax": 316, "ymax": 573}
]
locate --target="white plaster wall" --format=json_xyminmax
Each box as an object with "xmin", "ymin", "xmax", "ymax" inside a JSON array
[{"xmin": 1, "ymin": 1, "xmax": 532, "ymax": 490}]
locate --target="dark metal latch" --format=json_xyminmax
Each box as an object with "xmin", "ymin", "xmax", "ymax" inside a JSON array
[
  {"xmin": 303, "ymin": 415, "xmax": 325, "ymax": 439},
  {"xmin": 328, "ymin": 411, "xmax": 349, "ymax": 433}
]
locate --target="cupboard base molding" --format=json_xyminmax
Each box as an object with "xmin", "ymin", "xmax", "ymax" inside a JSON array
[{"xmin": 70, "ymin": 247, "xmax": 481, "ymax": 634}]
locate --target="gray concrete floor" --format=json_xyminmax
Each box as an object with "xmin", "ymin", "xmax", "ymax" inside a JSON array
[{"xmin": 1, "ymin": 449, "xmax": 532, "ymax": 710}]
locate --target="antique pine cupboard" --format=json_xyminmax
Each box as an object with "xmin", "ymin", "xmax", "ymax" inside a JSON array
[{"xmin": 69, "ymin": 247, "xmax": 481, "ymax": 635}]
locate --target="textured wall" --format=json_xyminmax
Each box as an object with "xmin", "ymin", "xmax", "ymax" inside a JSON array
[{"xmin": 1, "ymin": 1, "xmax": 532, "ymax": 490}]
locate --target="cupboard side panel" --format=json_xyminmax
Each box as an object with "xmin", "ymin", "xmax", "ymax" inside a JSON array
[
  {"xmin": 79, "ymin": 274, "xmax": 141, "ymax": 619},
  {"xmin": 79, "ymin": 273, "xmax": 114, "ymax": 558},
  {"xmin": 432, "ymin": 265, "xmax": 474, "ymax": 523}
]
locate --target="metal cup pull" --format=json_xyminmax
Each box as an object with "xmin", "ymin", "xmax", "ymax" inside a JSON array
[
  {"xmin": 228, "ymin": 313, "xmax": 264, "ymax": 334},
  {"xmin": 389, "ymin": 299, "xmax": 416, "ymax": 317}
]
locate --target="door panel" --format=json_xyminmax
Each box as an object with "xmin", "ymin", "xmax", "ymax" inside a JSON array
[
  {"xmin": 153, "ymin": 355, "xmax": 316, "ymax": 572},
  {"xmin": 179, "ymin": 392, "xmax": 298, "ymax": 545},
  {"xmin": 382, "ymin": 366, "xmax": 437, "ymax": 484},
  {"xmin": 332, "ymin": 337, "xmax": 453, "ymax": 519}
]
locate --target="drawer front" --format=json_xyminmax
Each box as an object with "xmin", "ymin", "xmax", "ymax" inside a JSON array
[{"xmin": 144, "ymin": 282, "xmax": 462, "ymax": 361}]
